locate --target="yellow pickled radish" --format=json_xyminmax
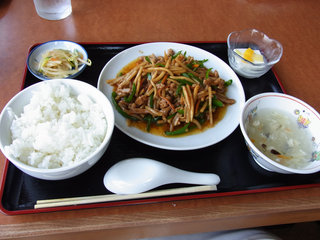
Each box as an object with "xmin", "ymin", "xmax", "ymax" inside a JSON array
[
  {"xmin": 243, "ymin": 48, "xmax": 254, "ymax": 62},
  {"xmin": 234, "ymin": 48, "xmax": 264, "ymax": 63}
]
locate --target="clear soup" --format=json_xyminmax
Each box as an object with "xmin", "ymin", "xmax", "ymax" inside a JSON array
[{"xmin": 245, "ymin": 108, "xmax": 313, "ymax": 169}]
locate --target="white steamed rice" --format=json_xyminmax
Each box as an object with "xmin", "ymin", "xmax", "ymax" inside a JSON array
[{"xmin": 4, "ymin": 82, "xmax": 107, "ymax": 169}]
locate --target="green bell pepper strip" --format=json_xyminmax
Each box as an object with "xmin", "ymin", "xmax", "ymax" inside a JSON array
[
  {"xmin": 149, "ymin": 92, "xmax": 154, "ymax": 108},
  {"xmin": 177, "ymin": 109, "xmax": 184, "ymax": 114},
  {"xmin": 186, "ymin": 59, "xmax": 208, "ymax": 70},
  {"xmin": 212, "ymin": 98, "xmax": 224, "ymax": 107},
  {"xmin": 111, "ymin": 92, "xmax": 138, "ymax": 121},
  {"xmin": 182, "ymin": 72, "xmax": 202, "ymax": 85},
  {"xmin": 167, "ymin": 109, "xmax": 184, "ymax": 120},
  {"xmin": 167, "ymin": 112, "xmax": 176, "ymax": 120},
  {"xmin": 145, "ymin": 56, "xmax": 151, "ymax": 63},
  {"xmin": 205, "ymin": 68, "xmax": 213, "ymax": 79},
  {"xmin": 196, "ymin": 59, "xmax": 208, "ymax": 67},
  {"xmin": 124, "ymin": 83, "xmax": 136, "ymax": 103},
  {"xmin": 177, "ymin": 79, "xmax": 193, "ymax": 86},
  {"xmin": 144, "ymin": 114, "xmax": 161, "ymax": 132},
  {"xmin": 172, "ymin": 50, "xmax": 182, "ymax": 59},
  {"xmin": 224, "ymin": 79, "xmax": 233, "ymax": 86},
  {"xmin": 176, "ymin": 84, "xmax": 183, "ymax": 95},
  {"xmin": 165, "ymin": 123, "xmax": 191, "ymax": 136},
  {"xmin": 144, "ymin": 115, "xmax": 153, "ymax": 132},
  {"xmin": 195, "ymin": 112, "xmax": 206, "ymax": 125}
]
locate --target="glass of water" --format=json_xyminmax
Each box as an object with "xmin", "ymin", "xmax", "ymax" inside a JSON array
[{"xmin": 33, "ymin": 0, "xmax": 72, "ymax": 20}]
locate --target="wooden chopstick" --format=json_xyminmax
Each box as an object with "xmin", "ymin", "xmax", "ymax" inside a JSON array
[{"xmin": 34, "ymin": 185, "xmax": 217, "ymax": 209}]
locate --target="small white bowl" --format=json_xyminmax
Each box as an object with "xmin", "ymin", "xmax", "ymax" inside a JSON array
[
  {"xmin": 0, "ymin": 79, "xmax": 114, "ymax": 180},
  {"xmin": 27, "ymin": 40, "xmax": 89, "ymax": 81},
  {"xmin": 240, "ymin": 92, "xmax": 320, "ymax": 174},
  {"xmin": 227, "ymin": 29, "xmax": 283, "ymax": 78}
]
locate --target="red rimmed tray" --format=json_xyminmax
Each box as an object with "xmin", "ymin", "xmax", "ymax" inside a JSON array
[{"xmin": 1, "ymin": 42, "xmax": 320, "ymax": 215}]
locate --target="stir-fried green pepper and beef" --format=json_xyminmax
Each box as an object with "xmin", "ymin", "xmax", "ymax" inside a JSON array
[{"xmin": 107, "ymin": 49, "xmax": 235, "ymax": 136}]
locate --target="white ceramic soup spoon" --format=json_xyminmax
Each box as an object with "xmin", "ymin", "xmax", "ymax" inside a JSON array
[{"xmin": 103, "ymin": 158, "xmax": 220, "ymax": 194}]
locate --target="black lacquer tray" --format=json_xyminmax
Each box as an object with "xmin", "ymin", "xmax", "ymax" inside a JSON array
[{"xmin": 1, "ymin": 42, "xmax": 320, "ymax": 215}]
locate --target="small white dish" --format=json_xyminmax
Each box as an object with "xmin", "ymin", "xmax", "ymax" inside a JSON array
[
  {"xmin": 227, "ymin": 29, "xmax": 283, "ymax": 78},
  {"xmin": 97, "ymin": 42, "xmax": 245, "ymax": 150},
  {"xmin": 27, "ymin": 40, "xmax": 89, "ymax": 81},
  {"xmin": 240, "ymin": 92, "xmax": 320, "ymax": 174}
]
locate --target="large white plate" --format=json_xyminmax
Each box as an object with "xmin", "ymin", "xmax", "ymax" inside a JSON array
[{"xmin": 97, "ymin": 42, "xmax": 245, "ymax": 150}]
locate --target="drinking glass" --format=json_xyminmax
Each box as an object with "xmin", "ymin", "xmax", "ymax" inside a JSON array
[{"xmin": 33, "ymin": 0, "xmax": 72, "ymax": 20}]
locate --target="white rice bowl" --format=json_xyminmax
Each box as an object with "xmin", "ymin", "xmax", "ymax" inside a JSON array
[{"xmin": 0, "ymin": 79, "xmax": 114, "ymax": 180}]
